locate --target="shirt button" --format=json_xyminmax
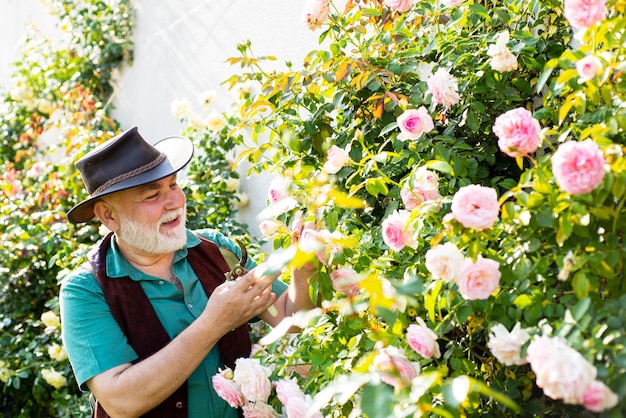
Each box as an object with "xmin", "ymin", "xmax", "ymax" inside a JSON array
[
  {"xmin": 188, "ymin": 303, "xmax": 193, "ymax": 309},
  {"xmin": 176, "ymin": 401, "xmax": 183, "ymax": 409},
  {"xmin": 159, "ymin": 281, "xmax": 165, "ymax": 285}
]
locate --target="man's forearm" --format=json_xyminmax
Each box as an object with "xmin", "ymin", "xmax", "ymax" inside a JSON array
[
  {"xmin": 87, "ymin": 315, "xmax": 222, "ymax": 417},
  {"xmin": 285, "ymin": 267, "xmax": 317, "ymax": 316}
]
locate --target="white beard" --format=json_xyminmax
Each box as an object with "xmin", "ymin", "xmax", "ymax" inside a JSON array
[{"xmin": 116, "ymin": 206, "xmax": 188, "ymax": 254}]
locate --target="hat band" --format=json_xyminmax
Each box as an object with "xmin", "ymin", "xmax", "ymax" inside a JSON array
[{"xmin": 92, "ymin": 153, "xmax": 167, "ymax": 196}]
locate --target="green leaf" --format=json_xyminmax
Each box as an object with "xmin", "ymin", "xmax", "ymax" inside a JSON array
[
  {"xmin": 536, "ymin": 67, "xmax": 554, "ymax": 93},
  {"xmin": 443, "ymin": 376, "xmax": 470, "ymax": 408},
  {"xmin": 361, "ymin": 383, "xmax": 394, "ymax": 418},
  {"xmin": 572, "ymin": 297, "xmax": 591, "ymax": 322},
  {"xmin": 365, "ymin": 178, "xmax": 389, "ymax": 197},
  {"xmin": 513, "ymin": 294, "xmax": 532, "ymax": 309},
  {"xmin": 426, "ymin": 160, "xmax": 454, "ymax": 175},
  {"xmin": 572, "ymin": 271, "xmax": 590, "ymax": 299},
  {"xmin": 425, "ymin": 280, "xmax": 443, "ymax": 323}
]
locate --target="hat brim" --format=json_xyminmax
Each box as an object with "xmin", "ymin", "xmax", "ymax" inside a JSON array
[{"xmin": 67, "ymin": 135, "xmax": 194, "ymax": 223}]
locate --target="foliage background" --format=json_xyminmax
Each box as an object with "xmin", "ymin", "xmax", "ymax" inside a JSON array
[
  {"xmin": 1, "ymin": 0, "xmax": 625, "ymax": 417},
  {"xmin": 0, "ymin": 1, "xmax": 249, "ymax": 416},
  {"xmin": 225, "ymin": 0, "xmax": 626, "ymax": 416}
]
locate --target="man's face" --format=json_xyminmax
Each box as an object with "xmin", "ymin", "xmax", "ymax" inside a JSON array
[{"xmin": 102, "ymin": 174, "xmax": 188, "ymax": 254}]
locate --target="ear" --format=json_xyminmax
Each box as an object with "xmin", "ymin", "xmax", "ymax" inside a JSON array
[{"xmin": 93, "ymin": 199, "xmax": 120, "ymax": 232}]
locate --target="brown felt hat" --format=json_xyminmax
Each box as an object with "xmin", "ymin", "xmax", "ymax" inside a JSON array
[{"xmin": 67, "ymin": 127, "xmax": 194, "ymax": 223}]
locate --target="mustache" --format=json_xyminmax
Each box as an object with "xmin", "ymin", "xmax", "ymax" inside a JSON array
[{"xmin": 159, "ymin": 207, "xmax": 186, "ymax": 224}]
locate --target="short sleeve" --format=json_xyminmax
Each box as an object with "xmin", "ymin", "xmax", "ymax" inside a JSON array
[{"xmin": 59, "ymin": 269, "xmax": 138, "ymax": 390}]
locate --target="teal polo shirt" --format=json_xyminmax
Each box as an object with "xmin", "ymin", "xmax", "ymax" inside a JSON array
[{"xmin": 60, "ymin": 228, "xmax": 287, "ymax": 418}]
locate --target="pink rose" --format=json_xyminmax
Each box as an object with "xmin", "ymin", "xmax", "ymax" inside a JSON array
[
  {"xmin": 407, "ymin": 321, "xmax": 441, "ymax": 359},
  {"xmin": 267, "ymin": 177, "xmax": 289, "ymax": 204},
  {"xmin": 400, "ymin": 184, "xmax": 441, "ymax": 209},
  {"xmin": 242, "ymin": 402, "xmax": 280, "ymax": 418},
  {"xmin": 427, "ymin": 68, "xmax": 461, "ymax": 110},
  {"xmin": 276, "ymin": 378, "xmax": 323, "ymax": 418},
  {"xmin": 384, "ymin": 0, "xmax": 414, "ymax": 12},
  {"xmin": 275, "ymin": 378, "xmax": 306, "ymax": 407},
  {"xmin": 563, "ymin": 0, "xmax": 607, "ymax": 30},
  {"xmin": 492, "ymin": 107, "xmax": 542, "ymax": 158},
  {"xmin": 487, "ymin": 31, "xmax": 518, "ymax": 73},
  {"xmin": 441, "ymin": 0, "xmax": 464, "ymax": 6},
  {"xmin": 233, "ymin": 358, "xmax": 272, "ymax": 403},
  {"xmin": 455, "ymin": 256, "xmax": 501, "ymax": 300},
  {"xmin": 526, "ymin": 335, "xmax": 597, "ymax": 404},
  {"xmin": 212, "ymin": 369, "xmax": 244, "ymax": 408},
  {"xmin": 425, "ymin": 242, "xmax": 465, "ymax": 282},
  {"xmin": 382, "ymin": 209, "xmax": 414, "ymax": 252},
  {"xmin": 396, "ymin": 107, "xmax": 434, "ymax": 141},
  {"xmin": 582, "ymin": 381, "xmax": 619, "ymax": 412},
  {"xmin": 401, "ymin": 167, "xmax": 441, "ymax": 209},
  {"xmin": 258, "ymin": 220, "xmax": 281, "ymax": 237},
  {"xmin": 451, "ymin": 184, "xmax": 500, "ymax": 230},
  {"xmin": 330, "ymin": 267, "xmax": 360, "ymax": 297},
  {"xmin": 323, "ymin": 145, "xmax": 351, "ymax": 174},
  {"xmin": 551, "ymin": 140, "xmax": 606, "ymax": 195},
  {"xmin": 303, "ymin": 0, "xmax": 330, "ymax": 31},
  {"xmin": 373, "ymin": 346, "xmax": 419, "ymax": 389},
  {"xmin": 487, "ymin": 323, "xmax": 531, "ymax": 366},
  {"xmin": 576, "ymin": 55, "xmax": 603, "ymax": 83}
]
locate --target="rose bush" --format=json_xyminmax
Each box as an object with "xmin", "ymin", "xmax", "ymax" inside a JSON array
[
  {"xmin": 2, "ymin": 0, "xmax": 626, "ymax": 416},
  {"xmin": 0, "ymin": 1, "xmax": 134, "ymax": 415},
  {"xmin": 222, "ymin": 0, "xmax": 626, "ymax": 415}
]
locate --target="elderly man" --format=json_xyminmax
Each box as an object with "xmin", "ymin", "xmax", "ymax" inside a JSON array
[{"xmin": 60, "ymin": 127, "xmax": 315, "ymax": 417}]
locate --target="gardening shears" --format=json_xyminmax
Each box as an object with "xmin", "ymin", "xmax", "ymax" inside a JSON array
[{"xmin": 224, "ymin": 239, "xmax": 248, "ymax": 281}]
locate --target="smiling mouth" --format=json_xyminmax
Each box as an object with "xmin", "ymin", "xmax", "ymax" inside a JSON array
[{"xmin": 161, "ymin": 215, "xmax": 179, "ymax": 226}]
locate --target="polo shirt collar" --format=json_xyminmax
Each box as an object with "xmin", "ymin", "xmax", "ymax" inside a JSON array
[{"xmin": 106, "ymin": 229, "xmax": 200, "ymax": 280}]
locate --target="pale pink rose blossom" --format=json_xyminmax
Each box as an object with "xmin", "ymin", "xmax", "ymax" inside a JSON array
[
  {"xmin": 487, "ymin": 31, "xmax": 518, "ymax": 72},
  {"xmin": 451, "ymin": 184, "xmax": 500, "ymax": 230},
  {"xmin": 455, "ymin": 256, "xmax": 501, "ymax": 300},
  {"xmin": 414, "ymin": 166, "xmax": 439, "ymax": 188},
  {"xmin": 382, "ymin": 209, "xmax": 414, "ymax": 252},
  {"xmin": 242, "ymin": 402, "xmax": 280, "ymax": 418},
  {"xmin": 425, "ymin": 242, "xmax": 465, "ymax": 282},
  {"xmin": 258, "ymin": 220, "xmax": 281, "ymax": 237},
  {"xmin": 385, "ymin": 0, "xmax": 414, "ymax": 13},
  {"xmin": 487, "ymin": 323, "xmax": 531, "ymax": 366},
  {"xmin": 576, "ymin": 55, "xmax": 603, "ymax": 83},
  {"xmin": 551, "ymin": 140, "xmax": 606, "ymax": 195},
  {"xmin": 373, "ymin": 346, "xmax": 419, "ymax": 389},
  {"xmin": 526, "ymin": 335, "xmax": 597, "ymax": 404},
  {"xmin": 267, "ymin": 177, "xmax": 289, "ymax": 204},
  {"xmin": 427, "ymin": 68, "xmax": 461, "ymax": 110},
  {"xmin": 493, "ymin": 107, "xmax": 542, "ymax": 158},
  {"xmin": 330, "ymin": 267, "xmax": 360, "ymax": 297},
  {"xmin": 396, "ymin": 107, "xmax": 434, "ymax": 141},
  {"xmin": 582, "ymin": 380, "xmax": 619, "ymax": 412},
  {"xmin": 401, "ymin": 168, "xmax": 441, "ymax": 209},
  {"xmin": 275, "ymin": 378, "xmax": 306, "ymax": 407},
  {"xmin": 441, "ymin": 0, "xmax": 464, "ymax": 6},
  {"xmin": 400, "ymin": 184, "xmax": 441, "ymax": 209},
  {"xmin": 563, "ymin": 0, "xmax": 607, "ymax": 30},
  {"xmin": 275, "ymin": 378, "xmax": 323, "ymax": 418},
  {"xmin": 323, "ymin": 145, "xmax": 351, "ymax": 174},
  {"xmin": 407, "ymin": 321, "xmax": 441, "ymax": 359},
  {"xmin": 298, "ymin": 227, "xmax": 327, "ymax": 263},
  {"xmin": 233, "ymin": 358, "xmax": 272, "ymax": 403},
  {"xmin": 212, "ymin": 369, "xmax": 244, "ymax": 408},
  {"xmin": 303, "ymin": 0, "xmax": 330, "ymax": 30}
]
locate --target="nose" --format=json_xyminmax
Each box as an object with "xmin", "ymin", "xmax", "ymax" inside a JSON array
[{"xmin": 165, "ymin": 185, "xmax": 186, "ymax": 210}]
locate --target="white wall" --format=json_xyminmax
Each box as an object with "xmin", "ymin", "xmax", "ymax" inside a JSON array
[{"xmin": 0, "ymin": 0, "xmax": 319, "ymax": 235}]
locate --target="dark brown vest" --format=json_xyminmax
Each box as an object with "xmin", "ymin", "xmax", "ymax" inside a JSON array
[{"xmin": 87, "ymin": 232, "xmax": 251, "ymax": 418}]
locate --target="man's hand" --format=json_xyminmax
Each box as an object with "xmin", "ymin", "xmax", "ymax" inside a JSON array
[{"xmin": 202, "ymin": 266, "xmax": 279, "ymax": 335}]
